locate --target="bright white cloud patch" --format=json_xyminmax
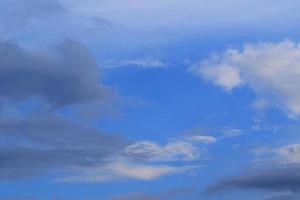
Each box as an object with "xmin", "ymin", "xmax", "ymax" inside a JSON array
[{"xmin": 192, "ymin": 40, "xmax": 300, "ymax": 117}]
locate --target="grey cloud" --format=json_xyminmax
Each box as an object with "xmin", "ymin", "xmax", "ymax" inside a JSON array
[
  {"xmin": 0, "ymin": 115, "xmax": 126, "ymax": 180},
  {"xmin": 107, "ymin": 188, "xmax": 196, "ymax": 200},
  {"xmin": 263, "ymin": 194, "xmax": 300, "ymax": 200},
  {"xmin": 0, "ymin": 0, "xmax": 66, "ymax": 31},
  {"xmin": 205, "ymin": 165, "xmax": 300, "ymax": 195},
  {"xmin": 0, "ymin": 39, "xmax": 109, "ymax": 110}
]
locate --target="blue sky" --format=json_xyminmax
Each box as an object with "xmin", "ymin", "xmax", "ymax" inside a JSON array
[{"xmin": 1, "ymin": 1, "xmax": 300, "ymax": 200}]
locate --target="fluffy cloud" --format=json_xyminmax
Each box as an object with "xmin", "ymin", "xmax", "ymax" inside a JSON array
[{"xmin": 192, "ymin": 40, "xmax": 300, "ymax": 117}]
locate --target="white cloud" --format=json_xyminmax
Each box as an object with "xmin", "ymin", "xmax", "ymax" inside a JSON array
[
  {"xmin": 222, "ymin": 127, "xmax": 243, "ymax": 138},
  {"xmin": 102, "ymin": 58, "xmax": 168, "ymax": 69},
  {"xmin": 61, "ymin": 159, "xmax": 197, "ymax": 182},
  {"xmin": 60, "ymin": 134, "xmax": 208, "ymax": 183},
  {"xmin": 192, "ymin": 40, "xmax": 300, "ymax": 117},
  {"xmin": 124, "ymin": 134, "xmax": 217, "ymax": 162},
  {"xmin": 254, "ymin": 144, "xmax": 300, "ymax": 165},
  {"xmin": 273, "ymin": 144, "xmax": 300, "ymax": 164},
  {"xmin": 188, "ymin": 135, "xmax": 217, "ymax": 144}
]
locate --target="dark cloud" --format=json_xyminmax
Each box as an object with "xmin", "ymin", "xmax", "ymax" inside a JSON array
[
  {"xmin": 107, "ymin": 188, "xmax": 196, "ymax": 200},
  {"xmin": 263, "ymin": 194, "xmax": 300, "ymax": 200},
  {"xmin": 0, "ymin": 39, "xmax": 110, "ymax": 110},
  {"xmin": 0, "ymin": 115, "xmax": 126, "ymax": 180},
  {"xmin": 205, "ymin": 165, "xmax": 300, "ymax": 195}
]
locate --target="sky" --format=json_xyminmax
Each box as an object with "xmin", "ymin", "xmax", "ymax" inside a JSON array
[{"xmin": 1, "ymin": 0, "xmax": 300, "ymax": 200}]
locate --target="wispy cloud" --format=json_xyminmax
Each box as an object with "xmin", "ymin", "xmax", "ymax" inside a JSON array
[
  {"xmin": 107, "ymin": 188, "xmax": 196, "ymax": 200},
  {"xmin": 60, "ymin": 159, "xmax": 197, "ymax": 182},
  {"xmin": 102, "ymin": 58, "xmax": 169, "ymax": 69}
]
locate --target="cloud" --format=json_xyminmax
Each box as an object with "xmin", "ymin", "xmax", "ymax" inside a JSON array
[
  {"xmin": 270, "ymin": 144, "xmax": 300, "ymax": 164},
  {"xmin": 205, "ymin": 165, "xmax": 300, "ymax": 194},
  {"xmin": 62, "ymin": 134, "xmax": 205, "ymax": 182},
  {"xmin": 107, "ymin": 188, "xmax": 196, "ymax": 200},
  {"xmin": 124, "ymin": 134, "xmax": 216, "ymax": 162},
  {"xmin": 61, "ymin": 0, "xmax": 300, "ymax": 32},
  {"xmin": 124, "ymin": 140, "xmax": 199, "ymax": 162},
  {"xmin": 61, "ymin": 159, "xmax": 197, "ymax": 182},
  {"xmin": 0, "ymin": 39, "xmax": 110, "ymax": 110},
  {"xmin": 0, "ymin": 115, "xmax": 125, "ymax": 180},
  {"xmin": 0, "ymin": 0, "xmax": 66, "ymax": 31},
  {"xmin": 192, "ymin": 40, "xmax": 300, "ymax": 117},
  {"xmin": 206, "ymin": 143, "xmax": 300, "ymax": 196},
  {"xmin": 188, "ymin": 135, "xmax": 217, "ymax": 144},
  {"xmin": 0, "ymin": 115, "xmax": 200, "ymax": 182},
  {"xmin": 102, "ymin": 58, "xmax": 168, "ymax": 69},
  {"xmin": 263, "ymin": 194, "xmax": 300, "ymax": 200}
]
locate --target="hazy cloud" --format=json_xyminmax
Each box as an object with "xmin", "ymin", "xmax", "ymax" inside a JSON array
[
  {"xmin": 107, "ymin": 188, "xmax": 196, "ymax": 200},
  {"xmin": 102, "ymin": 58, "xmax": 168, "ymax": 69},
  {"xmin": 0, "ymin": 0, "xmax": 66, "ymax": 31},
  {"xmin": 0, "ymin": 115, "xmax": 125, "ymax": 180},
  {"xmin": 263, "ymin": 194, "xmax": 300, "ymax": 200},
  {"xmin": 124, "ymin": 140, "xmax": 199, "ymax": 162},
  {"xmin": 61, "ymin": 160, "xmax": 197, "ymax": 182}
]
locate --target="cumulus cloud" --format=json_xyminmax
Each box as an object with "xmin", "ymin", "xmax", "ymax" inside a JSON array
[
  {"xmin": 0, "ymin": 39, "xmax": 110, "ymax": 110},
  {"xmin": 192, "ymin": 40, "xmax": 300, "ymax": 117}
]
